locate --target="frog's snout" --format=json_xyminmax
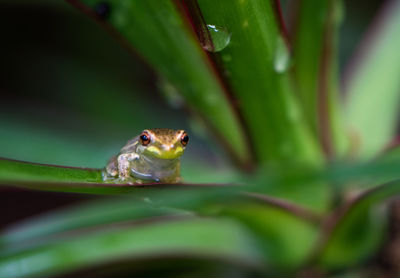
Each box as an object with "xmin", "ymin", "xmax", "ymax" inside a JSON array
[
  {"xmin": 145, "ymin": 145, "xmax": 184, "ymax": 159},
  {"xmin": 159, "ymin": 144, "xmax": 184, "ymax": 159},
  {"xmin": 162, "ymin": 144, "xmax": 174, "ymax": 151}
]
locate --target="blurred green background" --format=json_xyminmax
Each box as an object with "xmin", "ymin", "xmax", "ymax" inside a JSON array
[
  {"xmin": 0, "ymin": 0, "xmax": 229, "ymax": 172},
  {"xmin": 1, "ymin": 1, "xmax": 400, "ymax": 277},
  {"xmin": 0, "ymin": 0, "xmax": 386, "ymax": 223},
  {"xmin": 0, "ymin": 0, "xmax": 382, "ymax": 168},
  {"xmin": 0, "ymin": 0, "xmax": 244, "ymax": 229}
]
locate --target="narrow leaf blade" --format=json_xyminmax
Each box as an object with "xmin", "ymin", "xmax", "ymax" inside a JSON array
[
  {"xmin": 291, "ymin": 0, "xmax": 348, "ymax": 157},
  {"xmin": 345, "ymin": 1, "xmax": 400, "ymax": 159},
  {"xmin": 0, "ymin": 218, "xmax": 262, "ymax": 278},
  {"xmin": 194, "ymin": 0, "xmax": 322, "ymax": 165},
  {"xmin": 317, "ymin": 180, "xmax": 400, "ymax": 269}
]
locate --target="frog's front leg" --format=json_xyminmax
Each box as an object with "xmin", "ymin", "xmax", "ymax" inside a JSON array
[{"xmin": 117, "ymin": 153, "xmax": 139, "ymax": 181}]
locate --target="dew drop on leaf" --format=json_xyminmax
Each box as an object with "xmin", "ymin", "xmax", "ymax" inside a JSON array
[
  {"xmin": 274, "ymin": 37, "xmax": 291, "ymax": 74},
  {"xmin": 202, "ymin": 25, "xmax": 231, "ymax": 53}
]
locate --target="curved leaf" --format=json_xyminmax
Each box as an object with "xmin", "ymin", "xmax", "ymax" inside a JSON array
[
  {"xmin": 1, "ymin": 187, "xmax": 318, "ymax": 255},
  {"xmin": 345, "ymin": 1, "xmax": 400, "ymax": 159},
  {"xmin": 291, "ymin": 0, "xmax": 348, "ymax": 157},
  {"xmin": 0, "ymin": 218, "xmax": 263, "ymax": 278},
  {"xmin": 194, "ymin": 0, "xmax": 323, "ymax": 165},
  {"xmin": 0, "ymin": 158, "xmax": 234, "ymax": 195},
  {"xmin": 0, "ymin": 187, "xmax": 237, "ymax": 247},
  {"xmin": 220, "ymin": 202, "xmax": 319, "ymax": 271},
  {"xmin": 316, "ymin": 180, "xmax": 400, "ymax": 269},
  {"xmin": 0, "ymin": 158, "xmax": 101, "ymax": 184}
]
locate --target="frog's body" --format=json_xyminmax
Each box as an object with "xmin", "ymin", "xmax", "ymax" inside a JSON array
[{"xmin": 103, "ymin": 129, "xmax": 189, "ymax": 184}]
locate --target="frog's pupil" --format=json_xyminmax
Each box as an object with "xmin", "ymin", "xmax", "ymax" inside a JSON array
[
  {"xmin": 181, "ymin": 135, "xmax": 189, "ymax": 145},
  {"xmin": 140, "ymin": 134, "xmax": 150, "ymax": 145}
]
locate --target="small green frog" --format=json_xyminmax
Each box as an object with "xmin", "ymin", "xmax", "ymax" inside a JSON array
[{"xmin": 103, "ymin": 128, "xmax": 189, "ymax": 184}]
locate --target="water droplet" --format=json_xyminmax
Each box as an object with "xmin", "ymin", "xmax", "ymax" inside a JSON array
[
  {"xmin": 274, "ymin": 37, "xmax": 291, "ymax": 74},
  {"xmin": 202, "ymin": 25, "xmax": 231, "ymax": 53}
]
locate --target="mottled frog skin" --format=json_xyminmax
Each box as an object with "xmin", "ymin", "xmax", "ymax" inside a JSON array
[{"xmin": 103, "ymin": 129, "xmax": 189, "ymax": 184}]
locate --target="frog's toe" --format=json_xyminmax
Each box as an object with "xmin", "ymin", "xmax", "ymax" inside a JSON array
[
  {"xmin": 102, "ymin": 170, "xmax": 117, "ymax": 182},
  {"xmin": 119, "ymin": 176, "xmax": 139, "ymax": 185}
]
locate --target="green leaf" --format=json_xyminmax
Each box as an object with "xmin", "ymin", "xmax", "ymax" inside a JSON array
[
  {"xmin": 292, "ymin": 0, "xmax": 329, "ymax": 125},
  {"xmin": 5, "ymin": 154, "xmax": 400, "ymax": 198},
  {"xmin": 0, "ymin": 187, "xmax": 239, "ymax": 247},
  {"xmin": 292, "ymin": 0, "xmax": 348, "ymax": 157},
  {"xmin": 0, "ymin": 218, "xmax": 263, "ymax": 278},
  {"xmin": 0, "ymin": 188, "xmax": 319, "ymax": 274},
  {"xmin": 325, "ymin": 157, "xmax": 400, "ymax": 190},
  {"xmin": 0, "ymin": 158, "xmax": 239, "ymax": 197},
  {"xmin": 0, "ymin": 158, "xmax": 101, "ymax": 184},
  {"xmin": 71, "ymin": 0, "xmax": 252, "ymax": 166},
  {"xmin": 220, "ymin": 203, "xmax": 319, "ymax": 270},
  {"xmin": 345, "ymin": 1, "xmax": 400, "ymax": 160},
  {"xmin": 0, "ymin": 198, "xmax": 180, "ymax": 247},
  {"xmin": 317, "ymin": 180, "xmax": 400, "ymax": 269},
  {"xmin": 195, "ymin": 0, "xmax": 323, "ymax": 165},
  {"xmin": 319, "ymin": 206, "xmax": 386, "ymax": 270},
  {"xmin": 6, "ymin": 154, "xmax": 400, "ymax": 213}
]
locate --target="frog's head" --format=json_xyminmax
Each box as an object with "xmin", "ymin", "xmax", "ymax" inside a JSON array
[{"xmin": 138, "ymin": 128, "xmax": 189, "ymax": 159}]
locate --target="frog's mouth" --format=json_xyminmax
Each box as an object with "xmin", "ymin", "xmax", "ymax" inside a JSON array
[{"xmin": 144, "ymin": 146, "xmax": 184, "ymax": 159}]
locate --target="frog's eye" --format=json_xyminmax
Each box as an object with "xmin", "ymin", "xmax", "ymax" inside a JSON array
[
  {"xmin": 139, "ymin": 132, "xmax": 151, "ymax": 146},
  {"xmin": 181, "ymin": 133, "xmax": 189, "ymax": 146}
]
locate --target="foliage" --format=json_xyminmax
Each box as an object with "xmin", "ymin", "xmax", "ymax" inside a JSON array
[{"xmin": 1, "ymin": 0, "xmax": 400, "ymax": 277}]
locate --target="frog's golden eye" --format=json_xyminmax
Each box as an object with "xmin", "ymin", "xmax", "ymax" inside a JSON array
[
  {"xmin": 181, "ymin": 133, "xmax": 189, "ymax": 146},
  {"xmin": 139, "ymin": 132, "xmax": 151, "ymax": 146}
]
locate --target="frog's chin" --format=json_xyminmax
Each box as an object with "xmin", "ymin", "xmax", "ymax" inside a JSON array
[{"xmin": 144, "ymin": 146, "xmax": 184, "ymax": 160}]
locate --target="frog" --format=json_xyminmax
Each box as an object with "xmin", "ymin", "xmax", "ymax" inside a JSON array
[{"xmin": 103, "ymin": 128, "xmax": 189, "ymax": 184}]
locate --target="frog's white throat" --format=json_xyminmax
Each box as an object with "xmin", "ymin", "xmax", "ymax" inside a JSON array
[{"xmin": 130, "ymin": 154, "xmax": 180, "ymax": 181}]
